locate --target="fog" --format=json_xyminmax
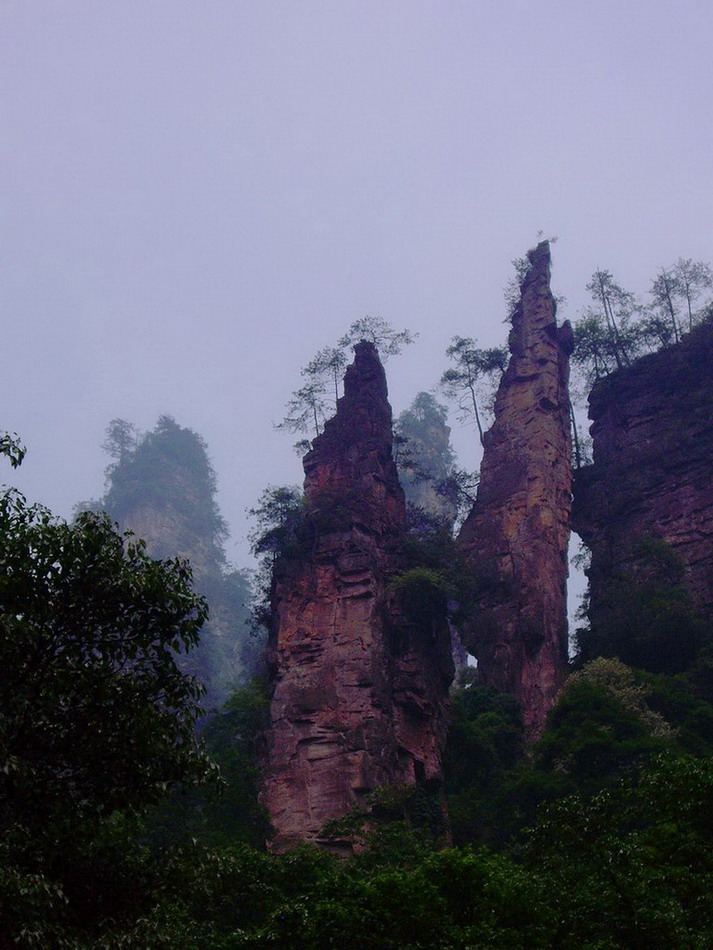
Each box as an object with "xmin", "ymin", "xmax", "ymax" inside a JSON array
[{"xmin": 3, "ymin": 0, "xmax": 711, "ymax": 599}]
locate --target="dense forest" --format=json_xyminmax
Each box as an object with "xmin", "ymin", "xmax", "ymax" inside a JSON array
[{"xmin": 2, "ymin": 259, "xmax": 713, "ymax": 948}]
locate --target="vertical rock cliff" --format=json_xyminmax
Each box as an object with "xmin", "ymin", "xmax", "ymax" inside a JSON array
[
  {"xmin": 573, "ymin": 318, "xmax": 713, "ymax": 628},
  {"xmin": 457, "ymin": 241, "xmax": 573, "ymax": 738},
  {"xmin": 262, "ymin": 342, "xmax": 453, "ymax": 852}
]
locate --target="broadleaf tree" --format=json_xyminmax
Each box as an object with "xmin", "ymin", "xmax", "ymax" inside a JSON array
[{"xmin": 0, "ymin": 493, "xmax": 211, "ymax": 831}]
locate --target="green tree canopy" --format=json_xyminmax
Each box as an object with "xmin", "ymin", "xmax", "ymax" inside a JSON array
[
  {"xmin": 576, "ymin": 536, "xmax": 709, "ymax": 676},
  {"xmin": 440, "ymin": 336, "xmax": 507, "ymax": 446},
  {"xmin": 571, "ymin": 260, "xmax": 713, "ymax": 388},
  {"xmin": 0, "ymin": 492, "xmax": 210, "ymax": 833},
  {"xmin": 277, "ymin": 317, "xmax": 417, "ymax": 449}
]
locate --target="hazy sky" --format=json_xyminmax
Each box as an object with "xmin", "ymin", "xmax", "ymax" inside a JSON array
[{"xmin": 2, "ymin": 1, "xmax": 711, "ymax": 576}]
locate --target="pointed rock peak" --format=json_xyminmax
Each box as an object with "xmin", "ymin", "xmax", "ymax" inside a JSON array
[
  {"xmin": 306, "ymin": 341, "xmax": 392, "ymax": 464},
  {"xmin": 262, "ymin": 338, "xmax": 451, "ymax": 852},
  {"xmin": 303, "ymin": 341, "xmax": 402, "ymax": 534},
  {"xmin": 508, "ymin": 240, "xmax": 572, "ymax": 364},
  {"xmin": 343, "ymin": 340, "xmax": 388, "ymax": 401},
  {"xmin": 527, "ymin": 239, "xmax": 551, "ymax": 272},
  {"xmin": 458, "ymin": 242, "xmax": 573, "ymax": 740}
]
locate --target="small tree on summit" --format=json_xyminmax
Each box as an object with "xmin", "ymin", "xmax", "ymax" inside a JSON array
[
  {"xmin": 277, "ymin": 316, "xmax": 416, "ymax": 450},
  {"xmin": 306, "ymin": 346, "xmax": 349, "ymax": 404},
  {"xmin": 571, "ymin": 259, "xmax": 713, "ymax": 388},
  {"xmin": 102, "ymin": 418, "xmax": 139, "ymax": 468},
  {"xmin": 585, "ymin": 269, "xmax": 640, "ymax": 370},
  {"xmin": 338, "ymin": 315, "xmax": 417, "ymax": 359}
]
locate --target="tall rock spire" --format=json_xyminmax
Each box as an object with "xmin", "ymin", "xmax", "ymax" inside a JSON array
[
  {"xmin": 457, "ymin": 242, "xmax": 573, "ymax": 738},
  {"xmin": 262, "ymin": 342, "xmax": 452, "ymax": 852}
]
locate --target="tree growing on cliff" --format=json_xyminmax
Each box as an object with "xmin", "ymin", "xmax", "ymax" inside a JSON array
[
  {"xmin": 667, "ymin": 258, "xmax": 713, "ymax": 331},
  {"xmin": 575, "ymin": 537, "xmax": 708, "ymax": 676},
  {"xmin": 338, "ymin": 315, "xmax": 417, "ymax": 358},
  {"xmin": 278, "ymin": 317, "xmax": 416, "ymax": 449},
  {"xmin": 440, "ymin": 336, "xmax": 507, "ymax": 446},
  {"xmin": 586, "ymin": 270, "xmax": 641, "ymax": 368},
  {"xmin": 247, "ymin": 484, "xmax": 305, "ymax": 631},
  {"xmin": 571, "ymin": 259, "xmax": 713, "ymax": 388}
]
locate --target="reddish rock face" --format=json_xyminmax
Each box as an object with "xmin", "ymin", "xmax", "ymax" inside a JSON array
[
  {"xmin": 573, "ymin": 318, "xmax": 713, "ymax": 625},
  {"xmin": 262, "ymin": 342, "xmax": 453, "ymax": 852},
  {"xmin": 457, "ymin": 242, "xmax": 573, "ymax": 739}
]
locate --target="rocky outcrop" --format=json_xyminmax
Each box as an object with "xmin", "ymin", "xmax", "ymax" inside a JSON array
[
  {"xmin": 457, "ymin": 241, "xmax": 573, "ymax": 739},
  {"xmin": 99, "ymin": 417, "xmax": 258, "ymax": 707},
  {"xmin": 262, "ymin": 342, "xmax": 453, "ymax": 852},
  {"xmin": 396, "ymin": 393, "xmax": 459, "ymax": 526},
  {"xmin": 573, "ymin": 318, "xmax": 713, "ymax": 624}
]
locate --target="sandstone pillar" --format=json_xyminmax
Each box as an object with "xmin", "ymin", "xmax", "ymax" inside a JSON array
[
  {"xmin": 457, "ymin": 241, "xmax": 573, "ymax": 738},
  {"xmin": 262, "ymin": 342, "xmax": 452, "ymax": 851}
]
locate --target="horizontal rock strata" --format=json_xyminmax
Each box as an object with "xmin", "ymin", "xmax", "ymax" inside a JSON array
[
  {"xmin": 573, "ymin": 318, "xmax": 713, "ymax": 624},
  {"xmin": 262, "ymin": 342, "xmax": 452, "ymax": 852}
]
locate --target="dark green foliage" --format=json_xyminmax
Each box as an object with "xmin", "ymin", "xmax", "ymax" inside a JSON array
[
  {"xmin": 0, "ymin": 486, "xmax": 213, "ymax": 946},
  {"xmin": 247, "ymin": 485, "xmax": 305, "ymax": 564},
  {"xmin": 577, "ymin": 536, "xmax": 709, "ymax": 675},
  {"xmin": 523, "ymin": 755, "xmax": 713, "ymax": 949},
  {"xmin": 398, "ymin": 504, "xmax": 481, "ymax": 627},
  {"xmin": 0, "ymin": 432, "xmax": 26, "ymax": 468},
  {"xmin": 443, "ymin": 657, "xmax": 713, "ymax": 851},
  {"xmin": 146, "ymin": 678, "xmax": 272, "ymax": 851},
  {"xmin": 28, "ymin": 753, "xmax": 711, "ymax": 948},
  {"xmin": 390, "ymin": 566, "xmax": 449, "ymax": 623},
  {"xmin": 0, "ymin": 492, "xmax": 209, "ymax": 830},
  {"xmin": 531, "ymin": 675, "xmax": 665, "ymax": 796},
  {"xmin": 236, "ymin": 846, "xmax": 551, "ymax": 950},
  {"xmin": 644, "ymin": 671, "xmax": 713, "ymax": 756},
  {"xmin": 320, "ymin": 782, "xmax": 448, "ymax": 860},
  {"xmin": 444, "ymin": 686, "xmax": 525, "ymax": 847},
  {"xmin": 247, "ymin": 484, "xmax": 304, "ymax": 633}
]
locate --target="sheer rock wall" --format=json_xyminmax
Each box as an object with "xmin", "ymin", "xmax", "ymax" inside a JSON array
[
  {"xmin": 457, "ymin": 242, "xmax": 573, "ymax": 738},
  {"xmin": 262, "ymin": 342, "xmax": 453, "ymax": 852},
  {"xmin": 573, "ymin": 318, "xmax": 713, "ymax": 623}
]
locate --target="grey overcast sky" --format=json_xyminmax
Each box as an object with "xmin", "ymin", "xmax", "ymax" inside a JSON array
[{"xmin": 2, "ymin": 1, "xmax": 711, "ymax": 570}]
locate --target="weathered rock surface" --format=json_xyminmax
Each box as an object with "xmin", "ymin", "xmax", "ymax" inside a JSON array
[
  {"xmin": 573, "ymin": 318, "xmax": 713, "ymax": 623},
  {"xmin": 457, "ymin": 241, "xmax": 573, "ymax": 739},
  {"xmin": 262, "ymin": 342, "xmax": 453, "ymax": 852}
]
